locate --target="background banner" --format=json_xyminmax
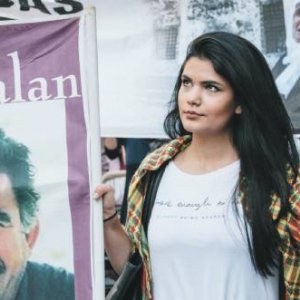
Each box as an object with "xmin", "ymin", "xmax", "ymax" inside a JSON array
[{"xmin": 84, "ymin": 0, "xmax": 300, "ymax": 137}]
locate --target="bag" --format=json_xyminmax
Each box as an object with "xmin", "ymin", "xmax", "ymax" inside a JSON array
[{"xmin": 105, "ymin": 251, "xmax": 142, "ymax": 300}]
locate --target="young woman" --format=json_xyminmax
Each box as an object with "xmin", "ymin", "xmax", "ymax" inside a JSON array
[{"xmin": 95, "ymin": 32, "xmax": 300, "ymax": 300}]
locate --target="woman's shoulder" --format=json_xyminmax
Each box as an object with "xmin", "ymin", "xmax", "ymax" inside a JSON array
[{"xmin": 138, "ymin": 136, "xmax": 192, "ymax": 172}]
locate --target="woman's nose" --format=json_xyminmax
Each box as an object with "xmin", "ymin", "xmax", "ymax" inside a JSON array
[
  {"xmin": 187, "ymin": 98, "xmax": 201, "ymax": 106},
  {"xmin": 187, "ymin": 90, "xmax": 201, "ymax": 106}
]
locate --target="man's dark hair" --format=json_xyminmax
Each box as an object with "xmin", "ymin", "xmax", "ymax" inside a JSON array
[
  {"xmin": 164, "ymin": 31, "xmax": 299, "ymax": 277},
  {"xmin": 0, "ymin": 129, "xmax": 39, "ymax": 233}
]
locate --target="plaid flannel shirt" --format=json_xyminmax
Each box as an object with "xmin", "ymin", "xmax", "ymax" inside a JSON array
[{"xmin": 125, "ymin": 135, "xmax": 300, "ymax": 300}]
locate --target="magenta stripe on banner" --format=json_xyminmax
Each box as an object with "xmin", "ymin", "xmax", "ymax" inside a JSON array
[
  {"xmin": 63, "ymin": 20, "xmax": 92, "ymax": 300},
  {"xmin": 65, "ymin": 99, "xmax": 92, "ymax": 300}
]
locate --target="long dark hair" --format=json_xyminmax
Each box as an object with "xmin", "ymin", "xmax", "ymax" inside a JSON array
[{"xmin": 164, "ymin": 31, "xmax": 299, "ymax": 276}]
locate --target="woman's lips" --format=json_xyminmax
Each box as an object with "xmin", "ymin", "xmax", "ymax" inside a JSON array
[{"xmin": 183, "ymin": 111, "xmax": 205, "ymax": 119}]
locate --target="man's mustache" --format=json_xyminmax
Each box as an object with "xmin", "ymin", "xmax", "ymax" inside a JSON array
[{"xmin": 0, "ymin": 259, "xmax": 6, "ymax": 275}]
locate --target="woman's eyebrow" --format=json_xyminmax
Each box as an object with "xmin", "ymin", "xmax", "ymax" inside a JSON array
[
  {"xmin": 201, "ymin": 80, "xmax": 222, "ymax": 86},
  {"xmin": 181, "ymin": 74, "xmax": 191, "ymax": 80},
  {"xmin": 181, "ymin": 74, "xmax": 223, "ymax": 87}
]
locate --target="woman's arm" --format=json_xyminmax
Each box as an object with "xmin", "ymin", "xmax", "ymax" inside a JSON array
[{"xmin": 94, "ymin": 184, "xmax": 132, "ymax": 274}]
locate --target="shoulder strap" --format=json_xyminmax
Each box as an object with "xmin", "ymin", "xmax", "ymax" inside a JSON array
[{"xmin": 142, "ymin": 162, "xmax": 168, "ymax": 237}]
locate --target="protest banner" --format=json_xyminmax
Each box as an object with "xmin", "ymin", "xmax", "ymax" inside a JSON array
[{"xmin": 0, "ymin": 7, "xmax": 104, "ymax": 300}]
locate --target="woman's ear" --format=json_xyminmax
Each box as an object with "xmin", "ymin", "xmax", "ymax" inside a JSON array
[{"xmin": 235, "ymin": 105, "xmax": 242, "ymax": 114}]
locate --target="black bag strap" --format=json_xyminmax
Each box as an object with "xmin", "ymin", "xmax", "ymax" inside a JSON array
[{"xmin": 142, "ymin": 162, "xmax": 168, "ymax": 237}]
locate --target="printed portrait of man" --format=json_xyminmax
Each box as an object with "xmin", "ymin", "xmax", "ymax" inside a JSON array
[
  {"xmin": 0, "ymin": 129, "xmax": 74, "ymax": 300},
  {"xmin": 272, "ymin": 0, "xmax": 300, "ymax": 129}
]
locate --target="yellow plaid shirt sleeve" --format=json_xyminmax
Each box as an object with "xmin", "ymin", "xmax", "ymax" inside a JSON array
[{"xmin": 272, "ymin": 167, "xmax": 300, "ymax": 300}]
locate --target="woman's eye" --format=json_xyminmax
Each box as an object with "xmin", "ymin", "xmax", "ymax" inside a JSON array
[
  {"xmin": 206, "ymin": 84, "xmax": 220, "ymax": 92},
  {"xmin": 182, "ymin": 79, "xmax": 192, "ymax": 87}
]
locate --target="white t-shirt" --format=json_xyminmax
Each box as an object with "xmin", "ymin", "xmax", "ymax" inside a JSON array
[{"xmin": 148, "ymin": 160, "xmax": 278, "ymax": 300}]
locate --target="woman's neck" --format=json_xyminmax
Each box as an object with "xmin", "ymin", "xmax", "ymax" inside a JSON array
[{"xmin": 174, "ymin": 133, "xmax": 239, "ymax": 175}]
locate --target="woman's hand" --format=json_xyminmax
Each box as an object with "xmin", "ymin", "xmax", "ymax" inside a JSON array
[{"xmin": 94, "ymin": 184, "xmax": 117, "ymax": 221}]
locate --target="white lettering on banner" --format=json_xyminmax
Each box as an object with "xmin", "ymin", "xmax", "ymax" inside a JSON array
[
  {"xmin": 0, "ymin": 51, "xmax": 81, "ymax": 104},
  {"xmin": 28, "ymin": 78, "xmax": 52, "ymax": 101},
  {"xmin": 0, "ymin": 81, "xmax": 10, "ymax": 103},
  {"xmin": 53, "ymin": 75, "xmax": 81, "ymax": 100},
  {"xmin": 7, "ymin": 51, "xmax": 25, "ymax": 102}
]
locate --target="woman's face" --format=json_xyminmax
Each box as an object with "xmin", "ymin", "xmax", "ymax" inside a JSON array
[
  {"xmin": 293, "ymin": 2, "xmax": 300, "ymax": 43},
  {"xmin": 178, "ymin": 57, "xmax": 241, "ymax": 137}
]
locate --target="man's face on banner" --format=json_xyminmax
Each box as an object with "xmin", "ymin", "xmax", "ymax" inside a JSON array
[
  {"xmin": 293, "ymin": 3, "xmax": 300, "ymax": 43},
  {"xmin": 0, "ymin": 173, "xmax": 35, "ymax": 299}
]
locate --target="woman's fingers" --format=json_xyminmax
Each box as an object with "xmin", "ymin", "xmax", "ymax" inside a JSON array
[
  {"xmin": 94, "ymin": 184, "xmax": 118, "ymax": 221},
  {"xmin": 93, "ymin": 183, "xmax": 114, "ymax": 200}
]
